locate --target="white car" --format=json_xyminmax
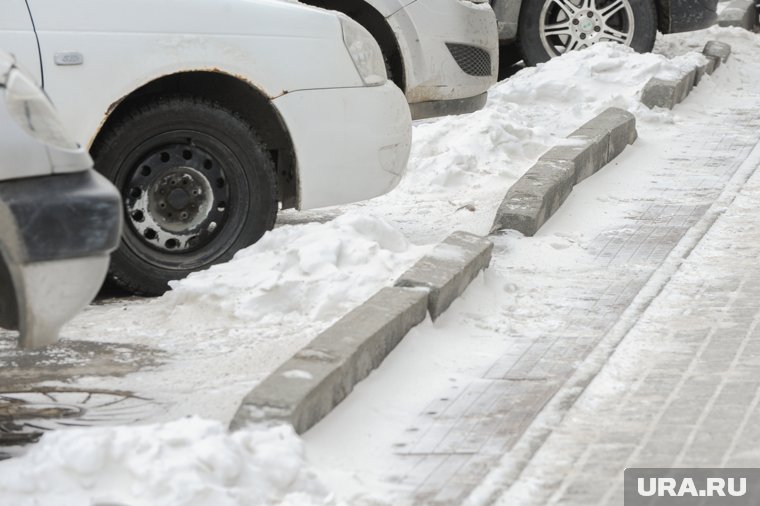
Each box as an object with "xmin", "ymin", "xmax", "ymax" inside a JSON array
[
  {"xmin": 299, "ymin": 0, "xmax": 499, "ymax": 119},
  {"xmin": 0, "ymin": 52, "xmax": 121, "ymax": 348},
  {"xmin": 0, "ymin": 0, "xmax": 412, "ymax": 295}
]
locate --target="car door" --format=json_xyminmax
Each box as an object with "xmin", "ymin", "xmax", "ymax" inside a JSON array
[{"xmin": 0, "ymin": 1, "xmax": 42, "ymax": 84}]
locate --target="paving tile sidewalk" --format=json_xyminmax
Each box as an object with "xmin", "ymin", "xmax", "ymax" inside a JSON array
[
  {"xmin": 382, "ymin": 99, "xmax": 760, "ymax": 506},
  {"xmin": 497, "ymin": 139, "xmax": 760, "ymax": 506},
  {"xmin": 396, "ymin": 131, "xmax": 760, "ymax": 504},
  {"xmin": 305, "ymin": 35, "xmax": 760, "ymax": 505}
]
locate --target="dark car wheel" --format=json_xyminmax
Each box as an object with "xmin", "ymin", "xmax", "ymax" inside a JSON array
[
  {"xmin": 92, "ymin": 95, "xmax": 277, "ymax": 296},
  {"xmin": 519, "ymin": 0, "xmax": 657, "ymax": 66}
]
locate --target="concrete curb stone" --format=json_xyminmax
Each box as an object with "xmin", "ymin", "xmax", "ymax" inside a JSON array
[
  {"xmin": 570, "ymin": 107, "xmax": 638, "ymax": 171},
  {"xmin": 491, "ymin": 107, "xmax": 636, "ymax": 237},
  {"xmin": 541, "ymin": 108, "xmax": 635, "ymax": 184},
  {"xmin": 640, "ymin": 41, "xmax": 730, "ymax": 110},
  {"xmin": 718, "ymin": 0, "xmax": 758, "ymax": 29},
  {"xmin": 491, "ymin": 159, "xmax": 575, "ymax": 237},
  {"xmin": 540, "ymin": 142, "xmax": 605, "ymax": 185},
  {"xmin": 396, "ymin": 231, "xmax": 494, "ymax": 320},
  {"xmin": 694, "ymin": 62, "xmax": 709, "ymax": 86},
  {"xmin": 704, "ymin": 56, "xmax": 717, "ymax": 76},
  {"xmin": 228, "ymin": 43, "xmax": 729, "ymax": 437},
  {"xmin": 704, "ymin": 40, "xmax": 732, "ymax": 65},
  {"xmin": 230, "ymin": 286, "xmax": 428, "ymax": 434},
  {"xmin": 640, "ymin": 68, "xmax": 697, "ymax": 110},
  {"xmin": 229, "ymin": 232, "xmax": 496, "ymax": 434}
]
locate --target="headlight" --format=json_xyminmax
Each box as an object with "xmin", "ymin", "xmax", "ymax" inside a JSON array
[
  {"xmin": 5, "ymin": 68, "xmax": 78, "ymax": 150},
  {"xmin": 339, "ymin": 15, "xmax": 387, "ymax": 87}
]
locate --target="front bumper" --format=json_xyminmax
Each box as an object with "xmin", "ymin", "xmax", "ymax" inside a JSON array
[
  {"xmin": 272, "ymin": 82, "xmax": 411, "ymax": 211},
  {"xmin": 0, "ymin": 170, "xmax": 122, "ymax": 348},
  {"xmin": 389, "ymin": 0, "xmax": 498, "ymax": 114},
  {"xmin": 410, "ymin": 92, "xmax": 489, "ymax": 121},
  {"xmin": 658, "ymin": 0, "xmax": 718, "ymax": 33}
]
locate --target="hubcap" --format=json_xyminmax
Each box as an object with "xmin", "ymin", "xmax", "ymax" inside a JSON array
[
  {"xmin": 539, "ymin": 0, "xmax": 634, "ymax": 57},
  {"xmin": 124, "ymin": 143, "xmax": 229, "ymax": 253}
]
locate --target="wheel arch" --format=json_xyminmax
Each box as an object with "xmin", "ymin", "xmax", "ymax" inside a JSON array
[
  {"xmin": 91, "ymin": 70, "xmax": 299, "ymax": 210},
  {"xmin": 299, "ymin": 0, "xmax": 406, "ymax": 90}
]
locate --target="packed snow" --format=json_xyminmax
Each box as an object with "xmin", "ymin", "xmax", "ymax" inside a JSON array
[{"xmin": 0, "ymin": 417, "xmax": 333, "ymax": 506}]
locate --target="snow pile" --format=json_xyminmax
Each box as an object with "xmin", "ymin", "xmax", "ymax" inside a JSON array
[
  {"xmin": 656, "ymin": 23, "xmax": 760, "ymax": 57},
  {"xmin": 0, "ymin": 417, "xmax": 333, "ymax": 506},
  {"xmin": 157, "ymin": 212, "xmax": 425, "ymax": 332},
  {"xmin": 364, "ymin": 43, "xmax": 708, "ymax": 242},
  {"xmin": 56, "ymin": 211, "xmax": 426, "ymax": 421},
  {"xmin": 406, "ymin": 43, "xmax": 706, "ymax": 191},
  {"xmin": 72, "ymin": 212, "xmax": 424, "ymax": 344}
]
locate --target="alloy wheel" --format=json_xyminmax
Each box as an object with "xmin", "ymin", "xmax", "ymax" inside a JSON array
[{"xmin": 539, "ymin": 0, "xmax": 635, "ymax": 57}]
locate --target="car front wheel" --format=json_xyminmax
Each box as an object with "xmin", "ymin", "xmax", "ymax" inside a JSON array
[
  {"xmin": 518, "ymin": 0, "xmax": 657, "ymax": 66},
  {"xmin": 92, "ymin": 95, "xmax": 278, "ymax": 295}
]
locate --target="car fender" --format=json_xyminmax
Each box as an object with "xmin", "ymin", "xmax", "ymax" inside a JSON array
[{"xmin": 23, "ymin": 0, "xmax": 365, "ymax": 147}]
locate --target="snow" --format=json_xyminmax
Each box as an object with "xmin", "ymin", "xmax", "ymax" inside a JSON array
[
  {"xmin": 28, "ymin": 41, "xmax": 712, "ymax": 427},
  {"xmin": 14, "ymin": 39, "xmax": 706, "ymax": 430},
  {"xmin": 304, "ymin": 26, "xmax": 760, "ymax": 505},
  {"xmin": 160, "ymin": 212, "xmax": 424, "ymax": 337},
  {"xmin": 3, "ymin": 19, "xmax": 754, "ymax": 506},
  {"xmin": 326, "ymin": 42, "xmax": 708, "ymax": 249},
  {"xmin": 0, "ymin": 417, "xmax": 333, "ymax": 506},
  {"xmin": 37, "ymin": 212, "xmax": 425, "ymax": 425}
]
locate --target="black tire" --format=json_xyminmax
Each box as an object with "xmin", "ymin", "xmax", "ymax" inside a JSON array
[
  {"xmin": 498, "ymin": 42, "xmax": 525, "ymax": 80},
  {"xmin": 0, "ymin": 256, "xmax": 18, "ymax": 330},
  {"xmin": 518, "ymin": 0, "xmax": 657, "ymax": 66},
  {"xmin": 92, "ymin": 95, "xmax": 277, "ymax": 296}
]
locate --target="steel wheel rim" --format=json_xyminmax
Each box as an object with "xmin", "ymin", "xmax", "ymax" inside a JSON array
[
  {"xmin": 124, "ymin": 142, "xmax": 231, "ymax": 255},
  {"xmin": 539, "ymin": 0, "xmax": 635, "ymax": 57}
]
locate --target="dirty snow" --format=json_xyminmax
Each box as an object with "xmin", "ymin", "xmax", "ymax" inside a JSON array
[{"xmin": 0, "ymin": 417, "xmax": 332, "ymax": 506}]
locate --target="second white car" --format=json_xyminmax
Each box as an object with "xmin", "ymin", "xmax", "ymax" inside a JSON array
[{"xmin": 299, "ymin": 0, "xmax": 500, "ymax": 119}]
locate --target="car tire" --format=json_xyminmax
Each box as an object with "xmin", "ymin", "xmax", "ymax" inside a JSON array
[
  {"xmin": 518, "ymin": 0, "xmax": 657, "ymax": 66},
  {"xmin": 92, "ymin": 95, "xmax": 277, "ymax": 296},
  {"xmin": 498, "ymin": 42, "xmax": 524, "ymax": 80},
  {"xmin": 0, "ymin": 256, "xmax": 18, "ymax": 331}
]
